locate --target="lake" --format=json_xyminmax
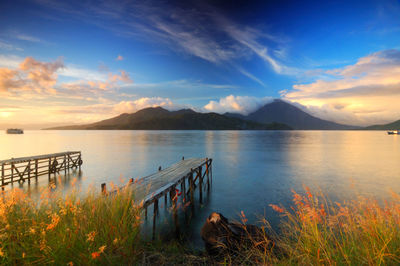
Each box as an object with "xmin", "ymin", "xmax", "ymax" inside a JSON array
[{"xmin": 1, "ymin": 130, "xmax": 400, "ymax": 246}]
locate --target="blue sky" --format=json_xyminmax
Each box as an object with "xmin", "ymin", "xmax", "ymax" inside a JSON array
[{"xmin": 0, "ymin": 0, "xmax": 400, "ymax": 127}]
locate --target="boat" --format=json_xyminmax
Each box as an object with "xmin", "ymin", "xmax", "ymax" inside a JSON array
[
  {"xmin": 6, "ymin": 128, "xmax": 24, "ymax": 134},
  {"xmin": 387, "ymin": 130, "xmax": 400, "ymax": 135}
]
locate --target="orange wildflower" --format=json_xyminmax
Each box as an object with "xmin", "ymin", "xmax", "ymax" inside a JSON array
[
  {"xmin": 270, "ymin": 204, "xmax": 285, "ymax": 213},
  {"xmin": 98, "ymin": 245, "xmax": 106, "ymax": 253},
  {"xmin": 87, "ymin": 231, "xmax": 96, "ymax": 242},
  {"xmin": 91, "ymin": 252, "xmax": 100, "ymax": 259}
]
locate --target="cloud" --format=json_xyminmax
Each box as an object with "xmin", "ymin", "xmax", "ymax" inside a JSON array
[
  {"xmin": 15, "ymin": 34, "xmax": 43, "ymax": 43},
  {"xmin": 85, "ymin": 70, "xmax": 132, "ymax": 91},
  {"xmin": 0, "ymin": 56, "xmax": 133, "ymax": 99},
  {"xmin": 0, "ymin": 40, "xmax": 23, "ymax": 51},
  {"xmin": 116, "ymin": 55, "xmax": 124, "ymax": 61},
  {"xmin": 204, "ymin": 95, "xmax": 273, "ymax": 115},
  {"xmin": 34, "ymin": 1, "xmax": 296, "ymax": 83},
  {"xmin": 282, "ymin": 49, "xmax": 400, "ymax": 125},
  {"xmin": 113, "ymin": 97, "xmax": 178, "ymax": 114},
  {"xmin": 0, "ymin": 56, "xmax": 64, "ymax": 94}
]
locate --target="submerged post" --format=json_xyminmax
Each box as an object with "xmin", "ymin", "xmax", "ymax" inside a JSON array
[
  {"xmin": 199, "ymin": 166, "xmax": 203, "ymax": 204},
  {"xmin": 152, "ymin": 199, "xmax": 159, "ymax": 240}
]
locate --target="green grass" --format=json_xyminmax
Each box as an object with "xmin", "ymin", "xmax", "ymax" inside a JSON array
[{"xmin": 1, "ymin": 182, "xmax": 400, "ymax": 265}]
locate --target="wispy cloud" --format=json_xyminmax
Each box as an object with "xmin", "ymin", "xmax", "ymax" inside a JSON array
[
  {"xmin": 282, "ymin": 49, "xmax": 400, "ymax": 125},
  {"xmin": 116, "ymin": 55, "xmax": 123, "ymax": 61},
  {"xmin": 32, "ymin": 0, "xmax": 298, "ymax": 83},
  {"xmin": 15, "ymin": 34, "xmax": 42, "ymax": 43},
  {"xmin": 0, "ymin": 40, "xmax": 23, "ymax": 51}
]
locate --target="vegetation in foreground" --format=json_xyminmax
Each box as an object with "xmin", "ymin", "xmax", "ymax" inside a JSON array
[{"xmin": 1, "ymin": 181, "xmax": 400, "ymax": 265}]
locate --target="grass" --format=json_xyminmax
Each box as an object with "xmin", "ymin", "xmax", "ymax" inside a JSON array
[{"xmin": 1, "ymin": 181, "xmax": 400, "ymax": 265}]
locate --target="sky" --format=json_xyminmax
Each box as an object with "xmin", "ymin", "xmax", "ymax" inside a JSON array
[{"xmin": 0, "ymin": 0, "xmax": 400, "ymax": 128}]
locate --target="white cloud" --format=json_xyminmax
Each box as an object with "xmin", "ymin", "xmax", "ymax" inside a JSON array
[
  {"xmin": 204, "ymin": 95, "xmax": 273, "ymax": 115},
  {"xmin": 113, "ymin": 97, "xmax": 178, "ymax": 114},
  {"xmin": 282, "ymin": 49, "xmax": 400, "ymax": 125}
]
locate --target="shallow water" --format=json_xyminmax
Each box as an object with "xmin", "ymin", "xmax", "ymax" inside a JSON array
[{"xmin": 1, "ymin": 130, "xmax": 399, "ymax": 246}]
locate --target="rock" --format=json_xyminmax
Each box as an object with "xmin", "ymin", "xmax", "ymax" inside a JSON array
[{"xmin": 200, "ymin": 212, "xmax": 267, "ymax": 257}]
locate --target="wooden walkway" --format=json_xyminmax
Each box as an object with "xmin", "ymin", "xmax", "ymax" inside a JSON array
[
  {"xmin": 102, "ymin": 157, "xmax": 213, "ymax": 238},
  {"xmin": 0, "ymin": 151, "xmax": 82, "ymax": 187}
]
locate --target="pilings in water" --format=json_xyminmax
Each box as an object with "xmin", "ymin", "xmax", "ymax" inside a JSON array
[{"xmin": 0, "ymin": 151, "xmax": 82, "ymax": 188}]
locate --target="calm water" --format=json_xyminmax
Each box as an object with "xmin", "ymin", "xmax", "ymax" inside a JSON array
[{"xmin": 1, "ymin": 130, "xmax": 400, "ymax": 246}]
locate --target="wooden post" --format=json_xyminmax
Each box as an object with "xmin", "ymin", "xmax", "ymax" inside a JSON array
[
  {"xmin": 11, "ymin": 163, "xmax": 14, "ymax": 184},
  {"xmin": 64, "ymin": 155, "xmax": 67, "ymax": 175},
  {"xmin": 35, "ymin": 159, "xmax": 38, "ymax": 181},
  {"xmin": 48, "ymin": 158, "xmax": 51, "ymax": 181},
  {"xmin": 180, "ymin": 182, "xmax": 184, "ymax": 202},
  {"xmin": 1, "ymin": 163, "xmax": 4, "ymax": 187},
  {"xmin": 189, "ymin": 171, "xmax": 194, "ymax": 205},
  {"xmin": 101, "ymin": 183, "xmax": 107, "ymax": 194},
  {"xmin": 199, "ymin": 166, "xmax": 203, "ymax": 204},
  {"xmin": 182, "ymin": 176, "xmax": 186, "ymax": 202},
  {"xmin": 27, "ymin": 161, "xmax": 31, "ymax": 184},
  {"xmin": 164, "ymin": 193, "xmax": 167, "ymax": 206},
  {"xmin": 170, "ymin": 186, "xmax": 179, "ymax": 236},
  {"xmin": 78, "ymin": 153, "xmax": 81, "ymax": 171},
  {"xmin": 152, "ymin": 199, "xmax": 158, "ymax": 240},
  {"xmin": 206, "ymin": 159, "xmax": 210, "ymax": 190}
]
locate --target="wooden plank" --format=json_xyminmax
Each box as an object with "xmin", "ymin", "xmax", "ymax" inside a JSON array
[{"xmin": 0, "ymin": 151, "xmax": 81, "ymax": 164}]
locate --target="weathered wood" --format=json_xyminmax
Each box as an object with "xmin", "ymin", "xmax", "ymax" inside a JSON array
[
  {"xmin": 102, "ymin": 157, "xmax": 212, "ymax": 239},
  {"xmin": 189, "ymin": 171, "xmax": 194, "ymax": 205},
  {"xmin": 152, "ymin": 198, "xmax": 159, "ymax": 240},
  {"xmin": 0, "ymin": 151, "xmax": 81, "ymax": 187},
  {"xmin": 199, "ymin": 166, "xmax": 203, "ymax": 204},
  {"xmin": 1, "ymin": 164, "xmax": 4, "ymax": 187}
]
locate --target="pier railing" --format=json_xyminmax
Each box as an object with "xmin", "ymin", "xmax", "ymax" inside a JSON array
[{"xmin": 0, "ymin": 151, "xmax": 82, "ymax": 187}]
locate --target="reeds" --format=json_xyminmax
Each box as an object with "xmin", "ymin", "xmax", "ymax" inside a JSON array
[
  {"xmin": 0, "ymin": 180, "xmax": 142, "ymax": 265},
  {"xmin": 1, "ymin": 181, "xmax": 400, "ymax": 265},
  {"xmin": 268, "ymin": 188, "xmax": 400, "ymax": 265}
]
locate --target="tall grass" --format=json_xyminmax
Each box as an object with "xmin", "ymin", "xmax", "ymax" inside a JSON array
[
  {"xmin": 0, "ymin": 181, "xmax": 142, "ymax": 265},
  {"xmin": 267, "ymin": 188, "xmax": 400, "ymax": 265},
  {"xmin": 1, "ymin": 181, "xmax": 400, "ymax": 265}
]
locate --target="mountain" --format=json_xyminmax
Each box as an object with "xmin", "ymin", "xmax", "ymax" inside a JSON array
[
  {"xmin": 226, "ymin": 100, "xmax": 357, "ymax": 130},
  {"xmin": 365, "ymin": 119, "xmax": 400, "ymax": 130},
  {"xmin": 46, "ymin": 107, "xmax": 292, "ymax": 130}
]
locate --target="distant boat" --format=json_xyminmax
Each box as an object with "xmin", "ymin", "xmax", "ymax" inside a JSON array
[
  {"xmin": 6, "ymin": 128, "xmax": 24, "ymax": 134},
  {"xmin": 387, "ymin": 130, "xmax": 400, "ymax": 135}
]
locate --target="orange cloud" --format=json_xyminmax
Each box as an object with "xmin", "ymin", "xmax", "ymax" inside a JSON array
[
  {"xmin": 86, "ymin": 70, "xmax": 133, "ymax": 91},
  {"xmin": 282, "ymin": 49, "xmax": 400, "ymax": 125},
  {"xmin": 0, "ymin": 56, "xmax": 64, "ymax": 94},
  {"xmin": 116, "ymin": 55, "xmax": 123, "ymax": 61}
]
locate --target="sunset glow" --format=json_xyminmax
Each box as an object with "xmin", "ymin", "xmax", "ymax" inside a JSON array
[{"xmin": 1, "ymin": 1, "xmax": 400, "ymax": 128}]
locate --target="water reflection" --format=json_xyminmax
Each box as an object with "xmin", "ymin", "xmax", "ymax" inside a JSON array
[{"xmin": 1, "ymin": 130, "xmax": 400, "ymax": 247}]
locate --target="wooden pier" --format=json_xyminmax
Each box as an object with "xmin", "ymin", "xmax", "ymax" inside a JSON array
[
  {"xmin": 0, "ymin": 151, "xmax": 82, "ymax": 187},
  {"xmin": 102, "ymin": 157, "xmax": 213, "ymax": 238}
]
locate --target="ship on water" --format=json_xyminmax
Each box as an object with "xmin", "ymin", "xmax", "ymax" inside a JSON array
[{"xmin": 6, "ymin": 128, "xmax": 24, "ymax": 134}]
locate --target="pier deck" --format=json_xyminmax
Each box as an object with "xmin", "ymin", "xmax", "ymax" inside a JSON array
[
  {"xmin": 102, "ymin": 157, "xmax": 213, "ymax": 238},
  {"xmin": 0, "ymin": 151, "xmax": 82, "ymax": 187}
]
